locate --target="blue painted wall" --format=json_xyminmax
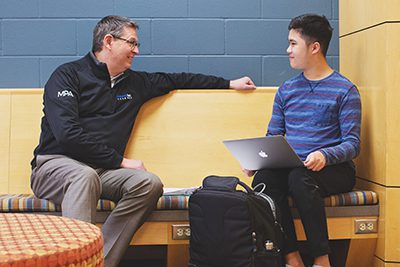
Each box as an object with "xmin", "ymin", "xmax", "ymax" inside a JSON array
[{"xmin": 0, "ymin": 0, "xmax": 338, "ymax": 88}]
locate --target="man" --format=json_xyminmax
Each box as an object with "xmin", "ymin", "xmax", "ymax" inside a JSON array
[
  {"xmin": 242, "ymin": 14, "xmax": 361, "ymax": 267},
  {"xmin": 30, "ymin": 15, "xmax": 256, "ymax": 267}
]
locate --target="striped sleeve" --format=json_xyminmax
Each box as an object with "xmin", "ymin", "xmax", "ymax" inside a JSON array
[
  {"xmin": 267, "ymin": 88, "xmax": 286, "ymax": 136},
  {"xmin": 319, "ymin": 86, "xmax": 361, "ymax": 165}
]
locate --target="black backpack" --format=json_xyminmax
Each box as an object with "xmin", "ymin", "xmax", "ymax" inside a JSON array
[{"xmin": 189, "ymin": 175, "xmax": 284, "ymax": 267}]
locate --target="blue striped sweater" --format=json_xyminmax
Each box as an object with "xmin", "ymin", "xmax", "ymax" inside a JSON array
[{"xmin": 267, "ymin": 71, "xmax": 361, "ymax": 165}]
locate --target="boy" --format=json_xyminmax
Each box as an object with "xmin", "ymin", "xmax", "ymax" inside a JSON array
[{"xmin": 242, "ymin": 14, "xmax": 361, "ymax": 267}]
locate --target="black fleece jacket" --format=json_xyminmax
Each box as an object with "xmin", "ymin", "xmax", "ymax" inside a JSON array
[{"xmin": 31, "ymin": 53, "xmax": 229, "ymax": 169}]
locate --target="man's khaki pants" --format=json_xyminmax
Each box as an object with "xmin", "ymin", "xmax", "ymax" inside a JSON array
[{"xmin": 31, "ymin": 154, "xmax": 163, "ymax": 267}]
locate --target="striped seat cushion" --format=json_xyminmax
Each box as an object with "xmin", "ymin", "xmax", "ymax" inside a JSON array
[
  {"xmin": 0, "ymin": 190, "xmax": 378, "ymax": 213},
  {"xmin": 0, "ymin": 194, "xmax": 190, "ymax": 212},
  {"xmin": 288, "ymin": 190, "xmax": 379, "ymax": 207}
]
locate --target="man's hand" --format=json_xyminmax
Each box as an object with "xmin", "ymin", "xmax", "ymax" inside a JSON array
[
  {"xmin": 230, "ymin": 76, "xmax": 256, "ymax": 90},
  {"xmin": 304, "ymin": 151, "xmax": 326, "ymax": 172},
  {"xmin": 242, "ymin": 167, "xmax": 256, "ymax": 177},
  {"xmin": 120, "ymin": 158, "xmax": 147, "ymax": 171}
]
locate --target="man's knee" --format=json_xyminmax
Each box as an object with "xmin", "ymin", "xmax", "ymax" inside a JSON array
[
  {"xmin": 143, "ymin": 172, "xmax": 163, "ymax": 194},
  {"xmin": 126, "ymin": 171, "xmax": 163, "ymax": 198},
  {"xmin": 69, "ymin": 167, "xmax": 101, "ymax": 193},
  {"xmin": 146, "ymin": 173, "xmax": 163, "ymax": 197}
]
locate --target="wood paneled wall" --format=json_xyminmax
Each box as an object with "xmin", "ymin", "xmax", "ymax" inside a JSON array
[
  {"xmin": 0, "ymin": 88, "xmax": 276, "ymax": 193},
  {"xmin": 0, "ymin": 93, "xmax": 11, "ymax": 194},
  {"xmin": 339, "ymin": 1, "xmax": 400, "ymax": 265}
]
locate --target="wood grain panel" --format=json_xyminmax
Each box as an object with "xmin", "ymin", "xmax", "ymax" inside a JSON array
[
  {"xmin": 372, "ymin": 256, "xmax": 400, "ymax": 267},
  {"xmin": 385, "ymin": 188, "xmax": 400, "ymax": 261},
  {"xmin": 9, "ymin": 91, "xmax": 43, "ymax": 194},
  {"xmin": 2, "ymin": 88, "xmax": 276, "ymax": 192},
  {"xmin": 340, "ymin": 24, "xmax": 400, "ymax": 186},
  {"xmin": 372, "ymin": 255, "xmax": 385, "ymax": 267},
  {"xmin": 167, "ymin": 244, "xmax": 189, "ymax": 267},
  {"xmin": 294, "ymin": 217, "xmax": 378, "ymax": 241},
  {"xmin": 346, "ymin": 239, "xmax": 377, "ymax": 267},
  {"xmin": 340, "ymin": 25, "xmax": 386, "ymax": 185},
  {"xmin": 356, "ymin": 179, "xmax": 386, "ymax": 260},
  {"xmin": 356, "ymin": 178, "xmax": 400, "ymax": 262},
  {"xmin": 384, "ymin": 25, "xmax": 400, "ymax": 185},
  {"xmin": 130, "ymin": 222, "xmax": 168, "ymax": 245},
  {"xmin": 339, "ymin": 0, "xmax": 400, "ymax": 36},
  {"xmin": 125, "ymin": 89, "xmax": 276, "ymax": 187},
  {"xmin": 0, "ymin": 93, "xmax": 11, "ymax": 193}
]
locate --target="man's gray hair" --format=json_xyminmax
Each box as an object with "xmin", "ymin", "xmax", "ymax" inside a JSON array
[{"xmin": 92, "ymin": 15, "xmax": 139, "ymax": 52}]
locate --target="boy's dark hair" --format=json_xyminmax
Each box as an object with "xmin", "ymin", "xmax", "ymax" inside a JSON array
[{"xmin": 288, "ymin": 14, "xmax": 333, "ymax": 57}]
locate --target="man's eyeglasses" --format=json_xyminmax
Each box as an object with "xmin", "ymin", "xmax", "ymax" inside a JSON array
[{"xmin": 112, "ymin": 35, "xmax": 141, "ymax": 49}]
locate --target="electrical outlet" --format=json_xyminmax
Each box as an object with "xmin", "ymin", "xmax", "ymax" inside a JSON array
[
  {"xmin": 354, "ymin": 219, "xmax": 377, "ymax": 234},
  {"xmin": 172, "ymin": 224, "xmax": 191, "ymax": 240}
]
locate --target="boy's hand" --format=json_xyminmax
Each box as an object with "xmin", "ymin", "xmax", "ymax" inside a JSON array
[
  {"xmin": 242, "ymin": 167, "xmax": 256, "ymax": 177},
  {"xmin": 304, "ymin": 151, "xmax": 326, "ymax": 172}
]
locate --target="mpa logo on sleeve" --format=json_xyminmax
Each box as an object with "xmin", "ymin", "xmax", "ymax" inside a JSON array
[{"xmin": 57, "ymin": 90, "xmax": 74, "ymax": 98}]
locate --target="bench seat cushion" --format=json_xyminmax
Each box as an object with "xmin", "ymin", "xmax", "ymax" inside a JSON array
[
  {"xmin": 0, "ymin": 190, "xmax": 378, "ymax": 213},
  {"xmin": 0, "ymin": 194, "xmax": 190, "ymax": 212}
]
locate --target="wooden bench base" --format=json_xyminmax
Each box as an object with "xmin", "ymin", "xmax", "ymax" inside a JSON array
[
  {"xmin": 124, "ymin": 207, "xmax": 378, "ymax": 267},
  {"xmin": 16, "ymin": 205, "xmax": 378, "ymax": 266},
  {"xmin": 129, "ymin": 217, "xmax": 377, "ymax": 267}
]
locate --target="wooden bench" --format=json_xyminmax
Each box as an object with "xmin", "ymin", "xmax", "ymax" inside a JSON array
[{"xmin": 0, "ymin": 88, "xmax": 379, "ymax": 267}]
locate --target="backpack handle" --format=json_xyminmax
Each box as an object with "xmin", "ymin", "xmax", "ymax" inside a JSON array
[
  {"xmin": 202, "ymin": 175, "xmax": 254, "ymax": 194},
  {"xmin": 237, "ymin": 180, "xmax": 253, "ymax": 194}
]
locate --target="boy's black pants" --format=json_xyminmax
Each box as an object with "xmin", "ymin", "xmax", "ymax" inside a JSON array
[{"xmin": 252, "ymin": 161, "xmax": 355, "ymax": 258}]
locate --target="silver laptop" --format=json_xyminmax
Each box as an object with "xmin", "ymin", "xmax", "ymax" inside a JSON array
[{"xmin": 223, "ymin": 136, "xmax": 304, "ymax": 170}]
